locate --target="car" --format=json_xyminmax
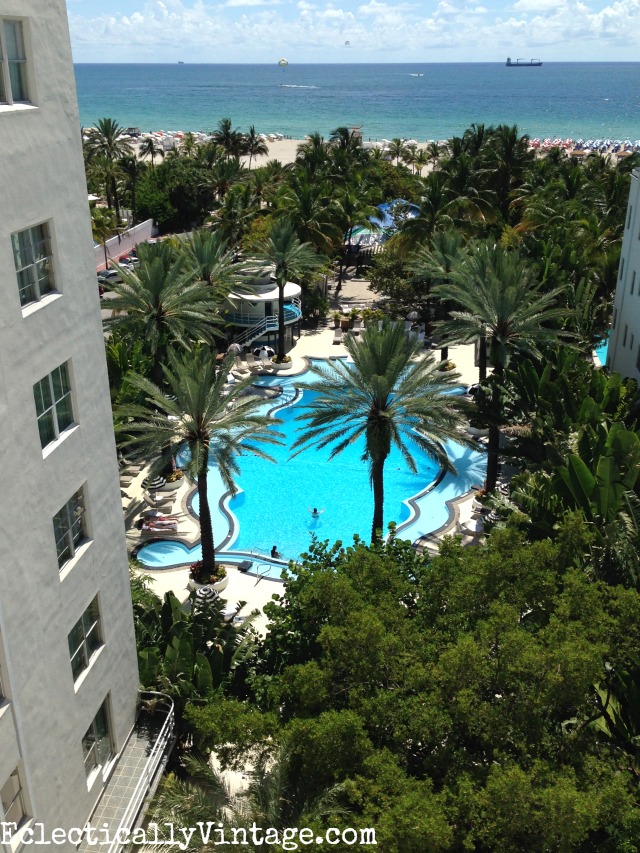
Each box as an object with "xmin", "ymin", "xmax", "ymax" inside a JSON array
[{"xmin": 97, "ymin": 269, "xmax": 122, "ymax": 284}]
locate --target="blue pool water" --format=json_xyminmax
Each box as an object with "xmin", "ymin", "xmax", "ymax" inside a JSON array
[
  {"xmin": 137, "ymin": 367, "xmax": 487, "ymax": 571},
  {"xmin": 595, "ymin": 339, "xmax": 609, "ymax": 366}
]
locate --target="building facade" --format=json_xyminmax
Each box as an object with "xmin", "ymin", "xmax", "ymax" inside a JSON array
[
  {"xmin": 608, "ymin": 168, "xmax": 640, "ymax": 380},
  {"xmin": 0, "ymin": 1, "xmax": 140, "ymax": 847}
]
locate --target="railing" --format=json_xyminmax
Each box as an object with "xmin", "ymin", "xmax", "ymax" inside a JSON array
[
  {"xmin": 107, "ymin": 691, "xmax": 175, "ymax": 853},
  {"xmin": 230, "ymin": 299, "xmax": 303, "ymax": 347}
]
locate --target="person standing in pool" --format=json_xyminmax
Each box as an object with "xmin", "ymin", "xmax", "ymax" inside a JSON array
[{"xmin": 308, "ymin": 507, "xmax": 325, "ymax": 518}]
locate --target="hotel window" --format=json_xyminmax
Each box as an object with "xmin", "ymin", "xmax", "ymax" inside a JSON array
[
  {"xmin": 631, "ymin": 335, "xmax": 635, "ymax": 351},
  {"xmin": 623, "ymin": 325, "xmax": 628, "ymax": 347},
  {"xmin": 627, "ymin": 206, "xmax": 633, "ymax": 229},
  {"xmin": 613, "ymin": 309, "xmax": 617, "ymax": 329},
  {"xmin": 619, "ymin": 258, "xmax": 625, "ymax": 279},
  {"xmin": 632, "ymin": 271, "xmax": 637, "ymax": 295},
  {"xmin": 0, "ymin": 768, "xmax": 27, "ymax": 830},
  {"xmin": 68, "ymin": 598, "xmax": 102, "ymax": 681},
  {"xmin": 637, "ymin": 345, "xmax": 640, "ymax": 371},
  {"xmin": 53, "ymin": 487, "xmax": 86, "ymax": 569},
  {"xmin": 11, "ymin": 223, "xmax": 54, "ymax": 306},
  {"xmin": 33, "ymin": 362, "xmax": 74, "ymax": 448},
  {"xmin": 0, "ymin": 19, "xmax": 29, "ymax": 105},
  {"xmin": 82, "ymin": 700, "xmax": 112, "ymax": 777}
]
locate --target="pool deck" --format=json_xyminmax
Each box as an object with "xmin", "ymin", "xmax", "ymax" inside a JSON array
[{"xmin": 124, "ymin": 272, "xmax": 485, "ymax": 624}]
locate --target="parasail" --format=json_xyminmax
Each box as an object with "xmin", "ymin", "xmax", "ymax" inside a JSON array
[
  {"xmin": 345, "ymin": 40, "xmax": 350, "ymax": 45},
  {"xmin": 278, "ymin": 58, "xmax": 288, "ymax": 69}
]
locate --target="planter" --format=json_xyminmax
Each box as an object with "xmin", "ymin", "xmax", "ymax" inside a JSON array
[
  {"xmin": 271, "ymin": 360, "xmax": 291, "ymax": 371},
  {"xmin": 158, "ymin": 477, "xmax": 183, "ymax": 492},
  {"xmin": 340, "ymin": 318, "xmax": 350, "ymax": 331},
  {"xmin": 187, "ymin": 573, "xmax": 229, "ymax": 594}
]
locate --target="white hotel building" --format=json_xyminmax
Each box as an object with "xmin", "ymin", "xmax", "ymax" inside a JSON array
[
  {"xmin": 0, "ymin": 1, "xmax": 172, "ymax": 848},
  {"xmin": 608, "ymin": 168, "xmax": 640, "ymax": 381}
]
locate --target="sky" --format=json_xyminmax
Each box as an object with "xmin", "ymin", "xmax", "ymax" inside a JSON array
[{"xmin": 66, "ymin": 0, "xmax": 640, "ymax": 63}]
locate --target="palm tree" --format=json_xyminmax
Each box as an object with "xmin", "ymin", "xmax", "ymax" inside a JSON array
[
  {"xmin": 213, "ymin": 117, "xmax": 244, "ymax": 160},
  {"xmin": 295, "ymin": 132, "xmax": 328, "ymax": 177},
  {"xmin": 183, "ymin": 229, "xmax": 238, "ymax": 298},
  {"xmin": 293, "ymin": 321, "xmax": 469, "ymax": 542},
  {"xmin": 252, "ymin": 218, "xmax": 325, "ymax": 362},
  {"xmin": 138, "ymin": 136, "xmax": 165, "ymax": 167},
  {"xmin": 387, "ymin": 138, "xmax": 406, "ymax": 166},
  {"xmin": 118, "ymin": 155, "xmax": 146, "ymax": 224},
  {"xmin": 103, "ymin": 246, "xmax": 223, "ymax": 387},
  {"xmin": 406, "ymin": 229, "xmax": 467, "ymax": 361},
  {"xmin": 243, "ymin": 125, "xmax": 269, "ymax": 169},
  {"xmin": 90, "ymin": 205, "xmax": 117, "ymax": 269},
  {"xmin": 435, "ymin": 242, "xmax": 570, "ymax": 491},
  {"xmin": 120, "ymin": 347, "xmax": 281, "ymax": 572},
  {"xmin": 179, "ymin": 131, "xmax": 198, "ymax": 158},
  {"xmin": 276, "ymin": 174, "xmax": 342, "ymax": 254},
  {"xmin": 84, "ymin": 118, "xmax": 133, "ymax": 221}
]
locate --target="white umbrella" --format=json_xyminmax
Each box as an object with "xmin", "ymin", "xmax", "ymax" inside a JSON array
[
  {"xmin": 407, "ymin": 310, "xmax": 420, "ymax": 321},
  {"xmin": 228, "ymin": 342, "xmax": 242, "ymax": 355}
]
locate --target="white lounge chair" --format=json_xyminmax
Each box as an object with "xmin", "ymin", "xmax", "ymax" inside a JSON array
[
  {"xmin": 143, "ymin": 491, "xmax": 173, "ymax": 511},
  {"xmin": 333, "ymin": 328, "xmax": 343, "ymax": 345},
  {"xmin": 245, "ymin": 353, "xmax": 262, "ymax": 373}
]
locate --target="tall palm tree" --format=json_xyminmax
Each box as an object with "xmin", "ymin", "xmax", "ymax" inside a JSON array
[
  {"xmin": 118, "ymin": 155, "xmax": 146, "ymax": 224},
  {"xmin": 293, "ymin": 321, "xmax": 469, "ymax": 542},
  {"xmin": 243, "ymin": 125, "xmax": 269, "ymax": 169},
  {"xmin": 252, "ymin": 218, "xmax": 325, "ymax": 362},
  {"xmin": 179, "ymin": 131, "xmax": 198, "ymax": 158},
  {"xmin": 119, "ymin": 347, "xmax": 280, "ymax": 573},
  {"xmin": 387, "ymin": 138, "xmax": 406, "ymax": 166},
  {"xmin": 213, "ymin": 117, "xmax": 244, "ymax": 160},
  {"xmin": 295, "ymin": 132, "xmax": 328, "ymax": 177},
  {"xmin": 276, "ymin": 174, "xmax": 342, "ymax": 254},
  {"xmin": 138, "ymin": 136, "xmax": 165, "ymax": 167},
  {"xmin": 103, "ymin": 247, "xmax": 223, "ymax": 387},
  {"xmin": 435, "ymin": 242, "xmax": 570, "ymax": 491},
  {"xmin": 406, "ymin": 229, "xmax": 467, "ymax": 360},
  {"xmin": 90, "ymin": 205, "xmax": 117, "ymax": 268},
  {"xmin": 84, "ymin": 118, "xmax": 133, "ymax": 221}
]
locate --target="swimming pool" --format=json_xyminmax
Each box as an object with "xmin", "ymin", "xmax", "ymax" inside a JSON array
[
  {"xmin": 595, "ymin": 338, "xmax": 609, "ymax": 367},
  {"xmin": 136, "ymin": 365, "xmax": 486, "ymax": 571}
]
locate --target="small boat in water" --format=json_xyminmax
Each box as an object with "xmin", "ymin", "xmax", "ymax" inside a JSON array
[
  {"xmin": 506, "ymin": 57, "xmax": 542, "ymax": 66},
  {"xmin": 409, "ymin": 73, "xmax": 424, "ymax": 77}
]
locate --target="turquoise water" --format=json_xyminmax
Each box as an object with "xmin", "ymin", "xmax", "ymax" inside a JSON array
[
  {"xmin": 596, "ymin": 339, "xmax": 609, "ymax": 366},
  {"xmin": 136, "ymin": 368, "xmax": 486, "ymax": 571},
  {"xmin": 74, "ymin": 63, "xmax": 640, "ymax": 141}
]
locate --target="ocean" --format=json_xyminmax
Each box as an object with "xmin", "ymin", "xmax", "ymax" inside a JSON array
[{"xmin": 74, "ymin": 63, "xmax": 640, "ymax": 143}]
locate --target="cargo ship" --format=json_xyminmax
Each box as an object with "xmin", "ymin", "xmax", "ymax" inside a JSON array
[{"xmin": 506, "ymin": 57, "xmax": 542, "ymax": 66}]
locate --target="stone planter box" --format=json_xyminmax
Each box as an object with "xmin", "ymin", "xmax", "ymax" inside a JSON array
[
  {"xmin": 158, "ymin": 477, "xmax": 183, "ymax": 492},
  {"xmin": 270, "ymin": 361, "xmax": 291, "ymax": 371},
  {"xmin": 187, "ymin": 573, "xmax": 229, "ymax": 594}
]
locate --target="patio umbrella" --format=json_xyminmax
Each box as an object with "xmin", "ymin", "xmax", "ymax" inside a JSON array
[
  {"xmin": 143, "ymin": 475, "xmax": 166, "ymax": 491},
  {"xmin": 228, "ymin": 342, "xmax": 242, "ymax": 355},
  {"xmin": 254, "ymin": 345, "xmax": 275, "ymax": 358},
  {"xmin": 194, "ymin": 586, "xmax": 220, "ymax": 611},
  {"xmin": 407, "ymin": 310, "xmax": 420, "ymax": 321}
]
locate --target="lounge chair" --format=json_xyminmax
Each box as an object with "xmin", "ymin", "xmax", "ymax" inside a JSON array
[
  {"xmin": 333, "ymin": 328, "xmax": 343, "ymax": 345},
  {"xmin": 245, "ymin": 353, "xmax": 262, "ymax": 373},
  {"xmin": 143, "ymin": 490, "xmax": 174, "ymax": 511},
  {"xmin": 232, "ymin": 356, "xmax": 250, "ymax": 376},
  {"xmin": 261, "ymin": 355, "xmax": 274, "ymax": 369}
]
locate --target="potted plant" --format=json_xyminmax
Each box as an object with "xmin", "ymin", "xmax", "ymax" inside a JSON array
[
  {"xmin": 333, "ymin": 310, "xmax": 342, "ymax": 329},
  {"xmin": 187, "ymin": 560, "xmax": 229, "ymax": 592},
  {"xmin": 435, "ymin": 359, "xmax": 456, "ymax": 374},
  {"xmin": 349, "ymin": 307, "xmax": 360, "ymax": 329},
  {"xmin": 271, "ymin": 354, "xmax": 292, "ymax": 370},
  {"xmin": 159, "ymin": 468, "xmax": 184, "ymax": 492},
  {"xmin": 466, "ymin": 417, "xmax": 489, "ymax": 437}
]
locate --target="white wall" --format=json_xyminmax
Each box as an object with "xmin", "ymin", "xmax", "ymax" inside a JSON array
[
  {"xmin": 609, "ymin": 169, "xmax": 640, "ymax": 381},
  {"xmin": 0, "ymin": 0, "xmax": 138, "ymax": 845}
]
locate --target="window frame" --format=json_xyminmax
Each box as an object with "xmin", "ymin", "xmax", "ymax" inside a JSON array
[
  {"xmin": 53, "ymin": 487, "xmax": 86, "ymax": 570},
  {"xmin": 11, "ymin": 222, "xmax": 55, "ymax": 307},
  {"xmin": 68, "ymin": 598, "xmax": 102, "ymax": 681},
  {"xmin": 82, "ymin": 700, "xmax": 112, "ymax": 778},
  {"xmin": 0, "ymin": 18, "xmax": 30, "ymax": 106},
  {"xmin": 0, "ymin": 767, "xmax": 27, "ymax": 830},
  {"xmin": 33, "ymin": 362, "xmax": 74, "ymax": 449}
]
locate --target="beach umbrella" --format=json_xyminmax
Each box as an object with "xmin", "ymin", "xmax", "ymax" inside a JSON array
[
  {"xmin": 194, "ymin": 586, "xmax": 220, "ymax": 611},
  {"xmin": 227, "ymin": 342, "xmax": 242, "ymax": 355},
  {"xmin": 143, "ymin": 475, "xmax": 166, "ymax": 491}
]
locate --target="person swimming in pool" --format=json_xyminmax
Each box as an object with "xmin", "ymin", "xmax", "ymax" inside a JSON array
[
  {"xmin": 308, "ymin": 507, "xmax": 325, "ymax": 518},
  {"xmin": 271, "ymin": 545, "xmax": 281, "ymax": 559}
]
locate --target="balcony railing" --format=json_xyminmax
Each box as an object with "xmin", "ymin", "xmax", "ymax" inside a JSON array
[{"xmin": 80, "ymin": 691, "xmax": 175, "ymax": 852}]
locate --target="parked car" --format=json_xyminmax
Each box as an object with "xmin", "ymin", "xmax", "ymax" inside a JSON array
[{"xmin": 97, "ymin": 269, "xmax": 122, "ymax": 284}]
